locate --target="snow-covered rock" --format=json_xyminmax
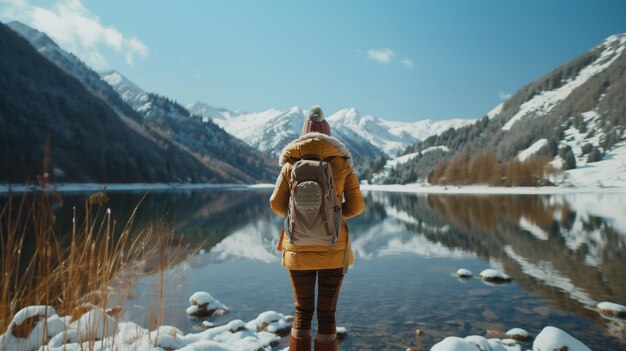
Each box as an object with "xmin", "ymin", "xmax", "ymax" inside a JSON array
[
  {"xmin": 596, "ymin": 301, "xmax": 626, "ymax": 318},
  {"xmin": 336, "ymin": 326, "xmax": 348, "ymax": 340},
  {"xmin": 245, "ymin": 311, "xmax": 291, "ymax": 336},
  {"xmin": 0, "ymin": 306, "xmax": 65, "ymax": 351},
  {"xmin": 2, "ymin": 305, "xmax": 291, "ymax": 351},
  {"xmin": 74, "ymin": 307, "xmax": 118, "ymax": 341},
  {"xmin": 456, "ymin": 268, "xmax": 473, "ymax": 278},
  {"xmin": 505, "ymin": 328, "xmax": 531, "ymax": 342},
  {"xmin": 532, "ymin": 326, "xmax": 591, "ymax": 351},
  {"xmin": 186, "ymin": 291, "xmax": 229, "ymax": 318},
  {"xmin": 149, "ymin": 326, "xmax": 185, "ymax": 350},
  {"xmin": 431, "ymin": 336, "xmax": 480, "ymax": 351},
  {"xmin": 479, "ymin": 269, "xmax": 512, "ymax": 283}
]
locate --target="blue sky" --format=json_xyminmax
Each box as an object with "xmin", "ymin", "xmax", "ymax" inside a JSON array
[{"xmin": 2, "ymin": 0, "xmax": 626, "ymax": 122}]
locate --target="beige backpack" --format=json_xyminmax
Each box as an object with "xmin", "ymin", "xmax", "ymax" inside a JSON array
[{"xmin": 284, "ymin": 155, "xmax": 342, "ymax": 246}]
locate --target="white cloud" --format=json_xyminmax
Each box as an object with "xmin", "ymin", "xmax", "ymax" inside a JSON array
[
  {"xmin": 401, "ymin": 58, "xmax": 414, "ymax": 68},
  {"xmin": 0, "ymin": 0, "xmax": 148, "ymax": 69},
  {"xmin": 367, "ymin": 48, "xmax": 395, "ymax": 64},
  {"xmin": 499, "ymin": 91, "xmax": 513, "ymax": 100}
]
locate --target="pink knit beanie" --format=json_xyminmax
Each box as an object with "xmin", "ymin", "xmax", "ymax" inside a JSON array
[{"xmin": 301, "ymin": 105, "xmax": 330, "ymax": 136}]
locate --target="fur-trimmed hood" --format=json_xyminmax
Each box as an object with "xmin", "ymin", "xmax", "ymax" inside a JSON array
[{"xmin": 279, "ymin": 132, "xmax": 353, "ymax": 167}]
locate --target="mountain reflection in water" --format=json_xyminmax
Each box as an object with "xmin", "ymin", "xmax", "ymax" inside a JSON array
[{"xmin": 39, "ymin": 190, "xmax": 626, "ymax": 350}]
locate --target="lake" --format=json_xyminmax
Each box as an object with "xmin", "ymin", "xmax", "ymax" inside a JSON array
[{"xmin": 40, "ymin": 189, "xmax": 626, "ymax": 350}]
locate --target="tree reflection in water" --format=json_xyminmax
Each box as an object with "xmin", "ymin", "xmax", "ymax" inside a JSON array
[{"xmin": 378, "ymin": 192, "xmax": 626, "ymax": 341}]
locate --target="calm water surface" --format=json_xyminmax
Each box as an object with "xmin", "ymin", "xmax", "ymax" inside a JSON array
[{"xmin": 45, "ymin": 190, "xmax": 626, "ymax": 350}]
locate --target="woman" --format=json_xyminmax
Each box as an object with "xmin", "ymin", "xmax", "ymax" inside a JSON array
[{"xmin": 270, "ymin": 105, "xmax": 365, "ymax": 351}]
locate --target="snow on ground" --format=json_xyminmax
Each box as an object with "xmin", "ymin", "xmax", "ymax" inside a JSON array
[
  {"xmin": 360, "ymin": 183, "xmax": 626, "ymax": 195},
  {"xmin": 0, "ymin": 304, "xmax": 291, "ymax": 351},
  {"xmin": 370, "ymin": 145, "xmax": 449, "ymax": 184},
  {"xmin": 502, "ymin": 34, "xmax": 626, "ymax": 131},
  {"xmin": 517, "ymin": 138, "xmax": 548, "ymax": 161},
  {"xmin": 560, "ymin": 111, "xmax": 603, "ymax": 166},
  {"xmin": 486, "ymin": 103, "xmax": 503, "ymax": 119},
  {"xmin": 563, "ymin": 137, "xmax": 626, "ymax": 188}
]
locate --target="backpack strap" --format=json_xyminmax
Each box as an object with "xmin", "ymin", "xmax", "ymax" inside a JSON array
[
  {"xmin": 318, "ymin": 161, "xmax": 333, "ymax": 237},
  {"xmin": 286, "ymin": 156, "xmax": 300, "ymax": 165},
  {"xmin": 288, "ymin": 179, "xmax": 299, "ymax": 237},
  {"xmin": 286, "ymin": 155, "xmax": 340, "ymax": 165}
]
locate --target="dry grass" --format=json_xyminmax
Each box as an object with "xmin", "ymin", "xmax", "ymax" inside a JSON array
[{"xmin": 0, "ymin": 183, "xmax": 188, "ymax": 347}]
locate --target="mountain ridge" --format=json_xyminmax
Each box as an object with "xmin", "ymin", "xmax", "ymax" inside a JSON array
[
  {"xmin": 4, "ymin": 21, "xmax": 275, "ymax": 183},
  {"xmin": 382, "ymin": 32, "xmax": 626, "ymax": 185},
  {"xmin": 0, "ymin": 21, "xmax": 229, "ymax": 183}
]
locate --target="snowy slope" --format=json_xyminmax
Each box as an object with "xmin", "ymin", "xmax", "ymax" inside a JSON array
[
  {"xmin": 384, "ymin": 32, "xmax": 626, "ymax": 186},
  {"xmin": 101, "ymin": 70, "xmax": 149, "ymax": 110},
  {"xmin": 191, "ymin": 105, "xmax": 472, "ymax": 159},
  {"xmin": 187, "ymin": 101, "xmax": 242, "ymax": 122},
  {"xmin": 502, "ymin": 34, "xmax": 626, "ymax": 131},
  {"xmin": 370, "ymin": 146, "xmax": 450, "ymax": 184},
  {"xmin": 211, "ymin": 106, "xmax": 306, "ymax": 155},
  {"xmin": 8, "ymin": 21, "xmax": 144, "ymax": 122},
  {"xmin": 328, "ymin": 107, "xmax": 472, "ymax": 157}
]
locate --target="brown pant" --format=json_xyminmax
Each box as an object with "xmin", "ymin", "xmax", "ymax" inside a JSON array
[{"xmin": 289, "ymin": 268, "xmax": 344, "ymax": 334}]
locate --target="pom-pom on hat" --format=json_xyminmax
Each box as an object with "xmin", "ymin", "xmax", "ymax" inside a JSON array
[
  {"xmin": 307, "ymin": 105, "xmax": 325, "ymax": 122},
  {"xmin": 302, "ymin": 105, "xmax": 330, "ymax": 136}
]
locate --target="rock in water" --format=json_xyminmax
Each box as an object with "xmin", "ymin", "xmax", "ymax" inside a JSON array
[
  {"xmin": 479, "ymin": 269, "xmax": 511, "ymax": 283},
  {"xmin": 336, "ymin": 326, "xmax": 348, "ymax": 340},
  {"xmin": 596, "ymin": 301, "xmax": 626, "ymax": 318},
  {"xmin": 533, "ymin": 326, "xmax": 591, "ymax": 351},
  {"xmin": 186, "ymin": 291, "xmax": 229, "ymax": 318},
  {"xmin": 456, "ymin": 268, "xmax": 473, "ymax": 278}
]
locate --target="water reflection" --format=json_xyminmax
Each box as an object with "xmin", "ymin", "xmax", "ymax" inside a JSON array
[
  {"xmin": 416, "ymin": 194, "xmax": 626, "ymax": 315},
  {"xmin": 22, "ymin": 189, "xmax": 626, "ymax": 349}
]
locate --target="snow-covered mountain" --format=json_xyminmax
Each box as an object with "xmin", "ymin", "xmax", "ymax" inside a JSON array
[
  {"xmin": 8, "ymin": 21, "xmax": 276, "ymax": 182},
  {"xmin": 187, "ymin": 101, "xmax": 242, "ymax": 122},
  {"xmin": 189, "ymin": 103, "xmax": 473, "ymax": 160},
  {"xmin": 327, "ymin": 107, "xmax": 472, "ymax": 157},
  {"xmin": 0, "ymin": 21, "xmax": 224, "ymax": 183},
  {"xmin": 99, "ymin": 71, "xmax": 277, "ymax": 181},
  {"xmin": 212, "ymin": 106, "xmax": 307, "ymax": 155},
  {"xmin": 7, "ymin": 21, "xmax": 143, "ymax": 123},
  {"xmin": 386, "ymin": 33, "xmax": 626, "ymax": 185}
]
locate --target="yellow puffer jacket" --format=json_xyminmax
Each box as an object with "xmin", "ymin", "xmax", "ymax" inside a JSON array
[{"xmin": 270, "ymin": 132, "xmax": 365, "ymax": 271}]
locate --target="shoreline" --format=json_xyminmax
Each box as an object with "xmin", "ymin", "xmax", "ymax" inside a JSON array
[
  {"xmin": 360, "ymin": 183, "xmax": 626, "ymax": 195},
  {"xmin": 2, "ymin": 182, "xmax": 626, "ymax": 195},
  {"xmin": 0, "ymin": 182, "xmax": 276, "ymax": 194}
]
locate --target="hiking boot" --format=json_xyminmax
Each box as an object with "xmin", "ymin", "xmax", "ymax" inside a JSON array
[
  {"xmin": 289, "ymin": 334, "xmax": 312, "ymax": 351},
  {"xmin": 314, "ymin": 336, "xmax": 338, "ymax": 351}
]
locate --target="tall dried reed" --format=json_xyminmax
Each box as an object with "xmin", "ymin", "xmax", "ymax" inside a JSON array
[{"xmin": 0, "ymin": 184, "xmax": 187, "ymax": 347}]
